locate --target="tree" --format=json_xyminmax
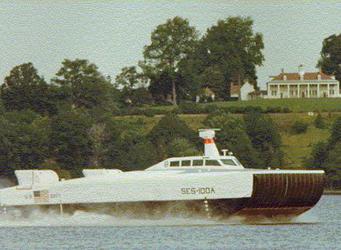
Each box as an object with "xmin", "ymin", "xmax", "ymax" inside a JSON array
[
  {"xmin": 291, "ymin": 121, "xmax": 309, "ymax": 134},
  {"xmin": 187, "ymin": 16, "xmax": 264, "ymax": 100},
  {"xmin": 148, "ymin": 113, "xmax": 198, "ymax": 159},
  {"xmin": 1, "ymin": 63, "xmax": 56, "ymax": 115},
  {"xmin": 324, "ymin": 142, "xmax": 341, "ymax": 188},
  {"xmin": 306, "ymin": 117, "xmax": 341, "ymax": 188},
  {"xmin": 244, "ymin": 111, "xmax": 283, "ymax": 167},
  {"xmin": 115, "ymin": 66, "xmax": 148, "ymax": 89},
  {"xmin": 49, "ymin": 110, "xmax": 93, "ymax": 176},
  {"xmin": 318, "ymin": 34, "xmax": 341, "ymax": 82},
  {"xmin": 204, "ymin": 113, "xmax": 263, "ymax": 168},
  {"xmin": 53, "ymin": 59, "xmax": 115, "ymax": 110},
  {"xmin": 314, "ymin": 113, "xmax": 326, "ymax": 129},
  {"xmin": 306, "ymin": 141, "xmax": 329, "ymax": 169},
  {"xmin": 329, "ymin": 117, "xmax": 341, "ymax": 147},
  {"xmin": 101, "ymin": 119, "xmax": 158, "ymax": 171},
  {"xmin": 115, "ymin": 66, "xmax": 153, "ymax": 106},
  {"xmin": 0, "ymin": 111, "xmax": 50, "ymax": 178},
  {"xmin": 143, "ymin": 16, "xmax": 199, "ymax": 105},
  {"xmin": 147, "ymin": 71, "xmax": 173, "ymax": 104},
  {"xmin": 0, "ymin": 100, "xmax": 4, "ymax": 115},
  {"xmin": 168, "ymin": 138, "xmax": 200, "ymax": 157}
]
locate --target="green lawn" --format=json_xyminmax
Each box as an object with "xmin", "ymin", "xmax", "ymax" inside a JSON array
[
  {"xmin": 212, "ymin": 98, "xmax": 341, "ymax": 112},
  {"xmin": 281, "ymin": 127, "xmax": 330, "ymax": 168},
  {"xmin": 149, "ymin": 98, "xmax": 341, "ymax": 113}
]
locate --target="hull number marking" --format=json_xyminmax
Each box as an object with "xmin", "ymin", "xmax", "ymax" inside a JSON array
[{"xmin": 181, "ymin": 187, "xmax": 215, "ymax": 195}]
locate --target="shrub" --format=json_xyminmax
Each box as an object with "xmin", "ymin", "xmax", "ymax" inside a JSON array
[
  {"xmin": 143, "ymin": 109, "xmax": 156, "ymax": 117},
  {"xmin": 282, "ymin": 107, "xmax": 292, "ymax": 113},
  {"xmin": 204, "ymin": 104, "xmax": 219, "ymax": 113},
  {"xmin": 291, "ymin": 121, "xmax": 308, "ymax": 134},
  {"xmin": 314, "ymin": 113, "xmax": 326, "ymax": 129},
  {"xmin": 265, "ymin": 106, "xmax": 282, "ymax": 113},
  {"xmin": 178, "ymin": 102, "xmax": 204, "ymax": 114},
  {"xmin": 244, "ymin": 106, "xmax": 263, "ymax": 113}
]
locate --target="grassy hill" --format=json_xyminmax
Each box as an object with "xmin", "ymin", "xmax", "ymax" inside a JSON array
[{"xmin": 114, "ymin": 112, "xmax": 340, "ymax": 168}]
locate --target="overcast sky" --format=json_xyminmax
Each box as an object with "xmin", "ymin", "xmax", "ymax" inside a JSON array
[{"xmin": 0, "ymin": 1, "xmax": 340, "ymax": 89}]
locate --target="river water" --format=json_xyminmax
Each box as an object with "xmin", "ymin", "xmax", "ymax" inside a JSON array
[{"xmin": 0, "ymin": 195, "xmax": 339, "ymax": 249}]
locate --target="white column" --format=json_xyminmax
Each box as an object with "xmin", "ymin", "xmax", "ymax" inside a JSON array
[
  {"xmin": 298, "ymin": 84, "xmax": 300, "ymax": 98},
  {"xmin": 317, "ymin": 84, "xmax": 320, "ymax": 98},
  {"xmin": 327, "ymin": 84, "xmax": 330, "ymax": 97},
  {"xmin": 267, "ymin": 83, "xmax": 271, "ymax": 98},
  {"xmin": 307, "ymin": 84, "xmax": 310, "ymax": 98},
  {"xmin": 277, "ymin": 84, "xmax": 280, "ymax": 98},
  {"xmin": 287, "ymin": 84, "xmax": 290, "ymax": 98}
]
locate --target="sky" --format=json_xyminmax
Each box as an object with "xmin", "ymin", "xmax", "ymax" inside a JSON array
[{"xmin": 0, "ymin": 1, "xmax": 340, "ymax": 90}]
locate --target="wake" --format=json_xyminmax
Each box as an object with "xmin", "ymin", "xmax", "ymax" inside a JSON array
[{"xmin": 0, "ymin": 208, "xmax": 318, "ymax": 227}]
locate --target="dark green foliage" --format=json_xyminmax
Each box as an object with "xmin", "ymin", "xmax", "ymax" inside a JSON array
[
  {"xmin": 314, "ymin": 113, "xmax": 326, "ymax": 129},
  {"xmin": 128, "ymin": 88, "xmax": 154, "ymax": 106},
  {"xmin": 0, "ymin": 111, "xmax": 50, "ymax": 178},
  {"xmin": 244, "ymin": 111, "xmax": 283, "ymax": 167},
  {"xmin": 53, "ymin": 59, "xmax": 115, "ymax": 110},
  {"xmin": 0, "ymin": 100, "xmax": 4, "ymax": 115},
  {"xmin": 148, "ymin": 113, "xmax": 198, "ymax": 160},
  {"xmin": 143, "ymin": 16, "xmax": 199, "ymax": 105},
  {"xmin": 115, "ymin": 66, "xmax": 153, "ymax": 106},
  {"xmin": 324, "ymin": 142, "xmax": 341, "ymax": 188},
  {"xmin": 329, "ymin": 117, "xmax": 341, "ymax": 146},
  {"xmin": 306, "ymin": 141, "xmax": 329, "ymax": 169},
  {"xmin": 291, "ymin": 121, "xmax": 309, "ymax": 134},
  {"xmin": 318, "ymin": 34, "xmax": 341, "ymax": 82},
  {"xmin": 143, "ymin": 109, "xmax": 156, "ymax": 118},
  {"xmin": 307, "ymin": 117, "xmax": 341, "ymax": 188},
  {"xmin": 265, "ymin": 106, "xmax": 283, "ymax": 113},
  {"xmin": 168, "ymin": 138, "xmax": 200, "ymax": 157},
  {"xmin": 178, "ymin": 102, "xmax": 204, "ymax": 114},
  {"xmin": 115, "ymin": 66, "xmax": 141, "ymax": 89},
  {"xmin": 49, "ymin": 110, "xmax": 93, "ymax": 177},
  {"xmin": 183, "ymin": 16, "xmax": 264, "ymax": 100},
  {"xmin": 101, "ymin": 119, "xmax": 158, "ymax": 171},
  {"xmin": 204, "ymin": 113, "xmax": 262, "ymax": 168},
  {"xmin": 1, "ymin": 63, "xmax": 57, "ymax": 115}
]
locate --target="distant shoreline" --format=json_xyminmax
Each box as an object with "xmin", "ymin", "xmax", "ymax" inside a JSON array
[{"xmin": 324, "ymin": 190, "xmax": 341, "ymax": 195}]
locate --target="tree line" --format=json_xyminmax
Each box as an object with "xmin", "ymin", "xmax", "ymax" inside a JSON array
[{"xmin": 0, "ymin": 100, "xmax": 283, "ymax": 181}]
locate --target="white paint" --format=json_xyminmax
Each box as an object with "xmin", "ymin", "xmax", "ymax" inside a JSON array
[
  {"xmin": 199, "ymin": 129, "xmax": 220, "ymax": 157},
  {"xmin": 15, "ymin": 170, "xmax": 59, "ymax": 188},
  {"xmin": 240, "ymin": 82, "xmax": 255, "ymax": 101}
]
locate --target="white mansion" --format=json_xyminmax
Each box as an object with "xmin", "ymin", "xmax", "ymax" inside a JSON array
[{"xmin": 266, "ymin": 69, "xmax": 340, "ymax": 99}]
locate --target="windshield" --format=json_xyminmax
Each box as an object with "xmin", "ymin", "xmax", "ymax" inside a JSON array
[{"xmin": 220, "ymin": 159, "xmax": 237, "ymax": 166}]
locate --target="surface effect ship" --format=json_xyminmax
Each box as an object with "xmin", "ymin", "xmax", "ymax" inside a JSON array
[{"xmin": 0, "ymin": 129, "xmax": 325, "ymax": 219}]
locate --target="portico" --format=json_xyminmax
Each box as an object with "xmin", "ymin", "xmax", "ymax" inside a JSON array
[{"xmin": 266, "ymin": 70, "xmax": 340, "ymax": 99}]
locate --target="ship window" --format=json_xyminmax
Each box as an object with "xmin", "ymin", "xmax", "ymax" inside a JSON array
[
  {"xmin": 193, "ymin": 160, "xmax": 204, "ymax": 166},
  {"xmin": 181, "ymin": 160, "xmax": 191, "ymax": 167},
  {"xmin": 221, "ymin": 159, "xmax": 237, "ymax": 166},
  {"xmin": 205, "ymin": 160, "xmax": 221, "ymax": 166},
  {"xmin": 170, "ymin": 161, "xmax": 180, "ymax": 167}
]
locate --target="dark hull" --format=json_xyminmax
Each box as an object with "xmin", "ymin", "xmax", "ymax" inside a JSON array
[
  {"xmin": 7, "ymin": 173, "xmax": 325, "ymax": 220},
  {"xmin": 213, "ymin": 172, "xmax": 325, "ymax": 218}
]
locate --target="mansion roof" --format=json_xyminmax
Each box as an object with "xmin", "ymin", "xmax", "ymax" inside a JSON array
[{"xmin": 270, "ymin": 72, "xmax": 336, "ymax": 81}]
